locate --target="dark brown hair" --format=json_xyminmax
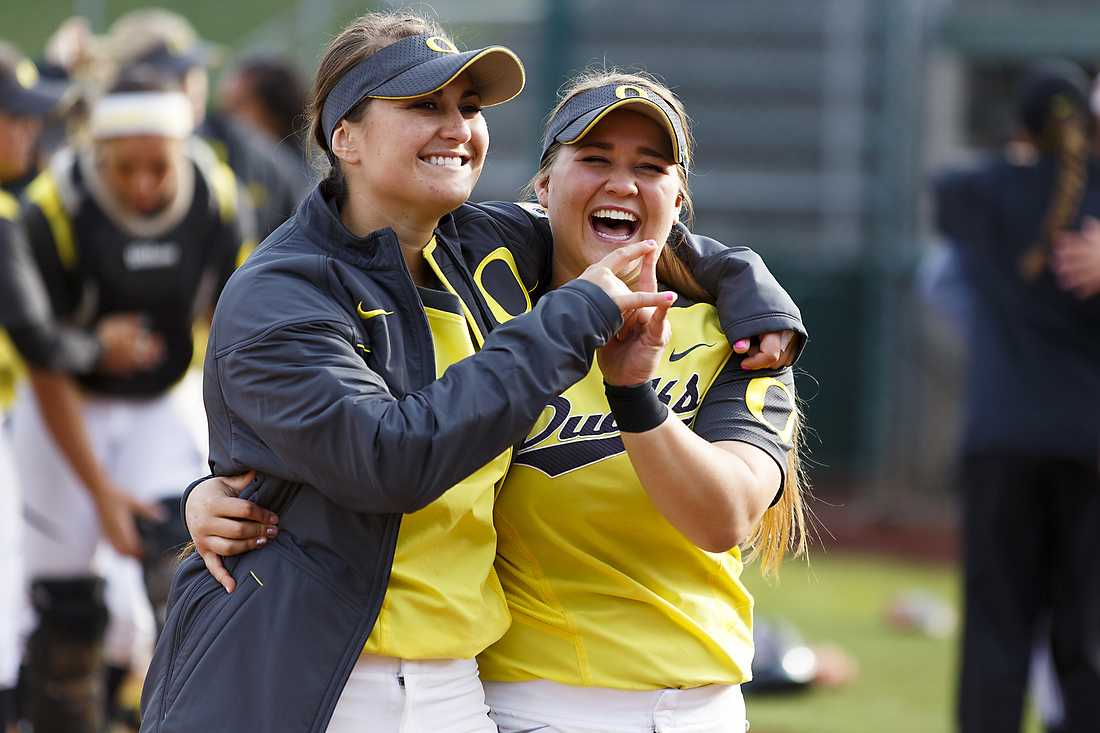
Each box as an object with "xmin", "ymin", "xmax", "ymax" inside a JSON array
[{"xmin": 306, "ymin": 10, "xmax": 447, "ymax": 196}]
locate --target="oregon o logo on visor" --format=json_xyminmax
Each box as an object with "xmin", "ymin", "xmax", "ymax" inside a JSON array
[
  {"xmin": 426, "ymin": 36, "xmax": 459, "ymax": 54},
  {"xmin": 615, "ymin": 85, "xmax": 648, "ymax": 100},
  {"xmin": 16, "ymin": 60, "xmax": 38, "ymax": 89}
]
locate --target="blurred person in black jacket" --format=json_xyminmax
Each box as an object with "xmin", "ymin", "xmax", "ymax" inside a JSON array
[
  {"xmin": 217, "ymin": 55, "xmax": 308, "ymax": 156},
  {"xmin": 933, "ymin": 60, "xmax": 1100, "ymax": 733}
]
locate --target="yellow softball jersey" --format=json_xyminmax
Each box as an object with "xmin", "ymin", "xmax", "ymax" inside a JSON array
[
  {"xmin": 362, "ymin": 284, "xmax": 511, "ymax": 659},
  {"xmin": 478, "ymin": 301, "xmax": 796, "ymax": 689}
]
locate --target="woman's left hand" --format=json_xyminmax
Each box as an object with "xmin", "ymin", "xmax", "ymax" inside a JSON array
[
  {"xmin": 598, "ymin": 246, "xmax": 673, "ymax": 386},
  {"xmin": 736, "ymin": 330, "xmax": 800, "ymax": 370}
]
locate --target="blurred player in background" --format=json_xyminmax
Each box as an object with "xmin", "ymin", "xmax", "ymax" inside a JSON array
[
  {"xmin": 12, "ymin": 69, "xmax": 251, "ymax": 732},
  {"xmin": 103, "ymin": 8, "xmax": 308, "ymax": 241},
  {"xmin": 218, "ymin": 55, "xmax": 309, "ymax": 158},
  {"xmin": 934, "ymin": 60, "xmax": 1100, "ymax": 733},
  {"xmin": 0, "ymin": 40, "xmax": 70, "ymax": 733},
  {"xmin": 218, "ymin": 54, "xmax": 315, "ymax": 189}
]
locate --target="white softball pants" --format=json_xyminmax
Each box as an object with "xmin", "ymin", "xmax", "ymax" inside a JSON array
[
  {"xmin": 326, "ymin": 656, "xmax": 495, "ymax": 732},
  {"xmin": 11, "ymin": 373, "xmax": 208, "ymax": 666},
  {"xmin": 0, "ymin": 417, "xmax": 26, "ymax": 689},
  {"xmin": 485, "ymin": 679, "xmax": 748, "ymax": 733}
]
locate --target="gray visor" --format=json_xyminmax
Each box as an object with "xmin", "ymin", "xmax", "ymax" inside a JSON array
[
  {"xmin": 321, "ymin": 34, "xmax": 525, "ymax": 150},
  {"xmin": 542, "ymin": 84, "xmax": 687, "ymax": 170}
]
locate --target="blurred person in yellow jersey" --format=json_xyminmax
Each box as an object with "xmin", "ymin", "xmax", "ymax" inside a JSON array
[
  {"xmin": 0, "ymin": 41, "xmax": 168, "ymax": 733},
  {"xmin": 11, "ymin": 66, "xmax": 251, "ymax": 731},
  {"xmin": 182, "ymin": 62, "xmax": 807, "ymax": 733},
  {"xmin": 0, "ymin": 40, "xmax": 68, "ymax": 733}
]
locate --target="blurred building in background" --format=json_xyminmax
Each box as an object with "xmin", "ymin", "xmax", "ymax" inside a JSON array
[{"xmin": 6, "ymin": 0, "xmax": 1098, "ymax": 522}]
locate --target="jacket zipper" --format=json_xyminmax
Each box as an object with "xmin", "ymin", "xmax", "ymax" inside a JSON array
[
  {"xmin": 312, "ymin": 512, "xmax": 402, "ymax": 732},
  {"xmin": 157, "ymin": 572, "xmax": 214, "ymax": 727}
]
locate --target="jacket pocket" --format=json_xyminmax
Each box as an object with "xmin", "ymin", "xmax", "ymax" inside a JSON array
[{"xmin": 143, "ymin": 534, "xmax": 364, "ymax": 733}]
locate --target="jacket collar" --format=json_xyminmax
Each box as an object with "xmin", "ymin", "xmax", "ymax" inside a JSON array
[
  {"xmin": 298, "ymin": 182, "xmax": 471, "ymax": 273},
  {"xmin": 297, "ymin": 184, "xmax": 493, "ymax": 339}
]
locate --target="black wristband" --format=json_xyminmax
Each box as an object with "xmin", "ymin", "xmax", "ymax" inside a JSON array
[{"xmin": 605, "ymin": 381, "xmax": 669, "ymax": 433}]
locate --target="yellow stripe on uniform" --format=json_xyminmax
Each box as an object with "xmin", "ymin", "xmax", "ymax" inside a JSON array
[
  {"xmin": 0, "ymin": 191, "xmax": 18, "ymax": 221},
  {"xmin": 235, "ymin": 240, "xmax": 256, "ymax": 268},
  {"xmin": 0, "ymin": 331, "xmax": 26, "ymax": 410},
  {"xmin": 422, "ymin": 238, "xmax": 485, "ymax": 347},
  {"xmin": 25, "ymin": 172, "xmax": 76, "ymax": 269},
  {"xmin": 207, "ymin": 161, "xmax": 239, "ymax": 222}
]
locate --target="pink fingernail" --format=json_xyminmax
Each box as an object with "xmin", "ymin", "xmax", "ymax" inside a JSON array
[
  {"xmin": 256, "ymin": 537, "xmax": 267, "ymax": 546},
  {"xmin": 266, "ymin": 526, "xmax": 277, "ymax": 537},
  {"xmin": 735, "ymin": 339, "xmax": 750, "ymax": 351},
  {"xmin": 664, "ymin": 293, "xmax": 675, "ymax": 302}
]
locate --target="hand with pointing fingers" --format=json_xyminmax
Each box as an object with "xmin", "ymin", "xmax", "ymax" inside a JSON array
[{"xmin": 598, "ymin": 243, "xmax": 673, "ymax": 386}]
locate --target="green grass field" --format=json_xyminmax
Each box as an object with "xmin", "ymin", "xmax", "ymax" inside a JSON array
[{"xmin": 741, "ymin": 553, "xmax": 1041, "ymax": 733}]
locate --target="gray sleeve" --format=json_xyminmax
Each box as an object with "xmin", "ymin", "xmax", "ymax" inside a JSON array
[
  {"xmin": 217, "ymin": 280, "xmax": 620, "ymax": 514},
  {"xmin": 693, "ymin": 363, "xmax": 797, "ymax": 497},
  {"xmin": 671, "ymin": 225, "xmax": 808, "ymax": 361}
]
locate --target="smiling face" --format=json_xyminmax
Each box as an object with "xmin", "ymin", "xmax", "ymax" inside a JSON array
[
  {"xmin": 536, "ymin": 108, "xmax": 683, "ymax": 285},
  {"xmin": 336, "ymin": 73, "xmax": 488, "ymax": 225}
]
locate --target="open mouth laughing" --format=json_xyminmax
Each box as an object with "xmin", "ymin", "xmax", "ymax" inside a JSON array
[{"xmin": 589, "ymin": 206, "xmax": 640, "ymax": 242}]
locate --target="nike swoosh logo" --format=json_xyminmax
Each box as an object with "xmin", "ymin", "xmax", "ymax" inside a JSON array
[
  {"xmin": 507, "ymin": 727, "xmax": 549, "ymax": 733},
  {"xmin": 357, "ymin": 302, "xmax": 394, "ymax": 320},
  {"xmin": 669, "ymin": 342, "xmax": 714, "ymax": 362}
]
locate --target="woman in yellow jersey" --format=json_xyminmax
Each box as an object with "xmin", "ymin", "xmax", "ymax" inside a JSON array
[{"xmin": 475, "ymin": 71, "xmax": 808, "ymax": 733}]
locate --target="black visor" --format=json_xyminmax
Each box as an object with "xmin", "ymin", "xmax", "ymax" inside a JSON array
[
  {"xmin": 0, "ymin": 58, "xmax": 66, "ymax": 117},
  {"xmin": 321, "ymin": 34, "xmax": 525, "ymax": 150},
  {"xmin": 542, "ymin": 83, "xmax": 687, "ymax": 170}
]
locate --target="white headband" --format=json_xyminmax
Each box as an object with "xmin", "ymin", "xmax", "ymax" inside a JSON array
[{"xmin": 89, "ymin": 92, "xmax": 194, "ymax": 140}]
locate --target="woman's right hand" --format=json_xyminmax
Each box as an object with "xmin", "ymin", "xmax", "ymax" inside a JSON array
[
  {"xmin": 186, "ymin": 471, "xmax": 279, "ymax": 593},
  {"xmin": 578, "ymin": 240, "xmax": 677, "ymax": 316},
  {"xmin": 597, "ymin": 243, "xmax": 673, "ymax": 386}
]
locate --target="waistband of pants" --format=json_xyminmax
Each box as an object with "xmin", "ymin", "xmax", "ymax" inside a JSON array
[
  {"xmin": 483, "ymin": 679, "xmax": 744, "ymax": 724},
  {"xmin": 355, "ymin": 654, "xmax": 478, "ymax": 678}
]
